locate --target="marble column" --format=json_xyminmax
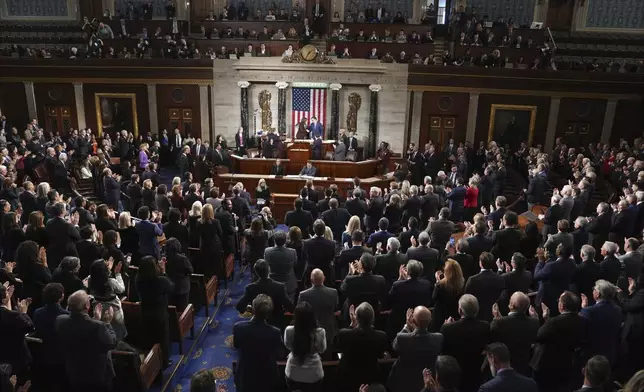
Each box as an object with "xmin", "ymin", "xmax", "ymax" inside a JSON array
[
  {"xmin": 544, "ymin": 97, "xmax": 561, "ymax": 152},
  {"xmin": 600, "ymin": 99, "xmax": 618, "ymax": 145},
  {"xmin": 409, "ymin": 91, "xmax": 423, "ymax": 146},
  {"xmin": 147, "ymin": 83, "xmax": 159, "ymax": 135},
  {"xmin": 24, "ymin": 82, "xmax": 37, "ymax": 121},
  {"xmin": 238, "ymin": 81, "xmax": 250, "ymax": 141},
  {"xmin": 367, "ymin": 84, "xmax": 381, "ymax": 159},
  {"xmin": 210, "ymin": 84, "xmax": 216, "ymax": 141},
  {"xmin": 329, "ymin": 83, "xmax": 342, "ymax": 141},
  {"xmin": 465, "ymin": 93, "xmax": 479, "ymax": 143},
  {"xmin": 199, "ymin": 84, "xmax": 210, "ymax": 141},
  {"xmin": 276, "ymin": 81, "xmax": 288, "ymax": 136},
  {"xmin": 73, "ymin": 82, "xmax": 86, "ymax": 130}
]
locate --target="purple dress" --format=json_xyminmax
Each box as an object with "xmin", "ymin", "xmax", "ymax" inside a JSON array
[{"xmin": 139, "ymin": 149, "xmax": 149, "ymax": 169}]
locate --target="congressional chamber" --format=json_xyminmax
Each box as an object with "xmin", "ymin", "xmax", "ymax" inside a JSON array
[{"xmin": 1, "ymin": 1, "xmax": 644, "ymax": 392}]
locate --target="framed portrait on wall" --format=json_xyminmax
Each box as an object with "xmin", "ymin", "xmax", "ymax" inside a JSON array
[
  {"xmin": 488, "ymin": 104, "xmax": 537, "ymax": 147},
  {"xmin": 94, "ymin": 93, "xmax": 139, "ymax": 137}
]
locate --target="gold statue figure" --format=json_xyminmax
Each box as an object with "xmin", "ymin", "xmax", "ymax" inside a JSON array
[
  {"xmin": 258, "ymin": 90, "xmax": 272, "ymax": 131},
  {"xmin": 346, "ymin": 92, "xmax": 362, "ymax": 134}
]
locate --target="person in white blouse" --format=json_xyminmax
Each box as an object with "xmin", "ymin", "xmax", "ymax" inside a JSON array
[
  {"xmin": 284, "ymin": 302, "xmax": 327, "ymax": 390},
  {"xmin": 87, "ymin": 257, "xmax": 127, "ymax": 340}
]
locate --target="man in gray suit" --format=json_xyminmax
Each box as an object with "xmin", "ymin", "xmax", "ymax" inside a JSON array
[
  {"xmin": 425, "ymin": 207, "xmax": 455, "ymax": 252},
  {"xmin": 297, "ymin": 268, "xmax": 338, "ymax": 353},
  {"xmin": 559, "ymin": 185, "xmax": 575, "ymax": 223},
  {"xmin": 618, "ymin": 237, "xmax": 643, "ymax": 290},
  {"xmin": 387, "ymin": 306, "xmax": 443, "ymax": 392},
  {"xmin": 264, "ymin": 231, "xmax": 298, "ymax": 298},
  {"xmin": 544, "ymin": 219, "xmax": 574, "ymax": 256},
  {"xmin": 299, "ymin": 161, "xmax": 317, "ymax": 176},
  {"xmin": 332, "ymin": 141, "xmax": 347, "ymax": 161}
]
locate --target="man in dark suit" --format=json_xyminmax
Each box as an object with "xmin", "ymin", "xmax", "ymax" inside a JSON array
[
  {"xmin": 19, "ymin": 181, "xmax": 38, "ymax": 225},
  {"xmin": 231, "ymin": 186, "xmax": 251, "ymax": 230},
  {"xmin": 178, "ymin": 145, "xmax": 190, "ymax": 175},
  {"xmin": 487, "ymin": 196, "xmax": 508, "ymax": 231},
  {"xmin": 466, "ymin": 221, "xmax": 494, "ymax": 266},
  {"xmin": 544, "ymin": 219, "xmax": 575, "ymax": 256},
  {"xmin": 338, "ymin": 230, "xmax": 371, "ymax": 278},
  {"xmin": 587, "ymin": 203, "xmax": 611, "ymax": 258},
  {"xmin": 490, "ymin": 292, "xmax": 539, "ymax": 376},
  {"xmin": 236, "ymin": 260, "xmax": 294, "ymax": 329},
  {"xmin": 386, "ymin": 260, "xmax": 432, "ymax": 337},
  {"xmin": 322, "ymin": 198, "xmax": 351, "ymax": 244},
  {"xmin": 480, "ymin": 342, "xmax": 538, "ymax": 392},
  {"xmin": 619, "ymin": 237, "xmax": 643, "ymax": 286},
  {"xmin": 233, "ymin": 293, "xmax": 284, "ymax": 392},
  {"xmin": 302, "ymin": 220, "xmax": 337, "ymax": 284},
  {"xmin": 609, "ymin": 200, "xmax": 637, "ymax": 245},
  {"xmin": 579, "ymin": 279, "xmax": 622, "ymax": 364},
  {"xmin": 398, "ymin": 217, "xmax": 420, "ymax": 253},
  {"xmin": 263, "ymin": 232, "xmax": 298, "ymax": 298},
  {"xmin": 525, "ymin": 168, "xmax": 547, "ymax": 208},
  {"xmin": 425, "ymin": 207, "xmax": 455, "ymax": 252},
  {"xmin": 573, "ymin": 245, "xmax": 602, "ymax": 306},
  {"xmin": 465, "ymin": 252, "xmax": 505, "ymax": 322},
  {"xmin": 45, "ymin": 202, "xmax": 81, "ymax": 270},
  {"xmin": 284, "ymin": 198, "xmax": 314, "ymax": 238},
  {"xmin": 340, "ymin": 253, "xmax": 388, "ymax": 321},
  {"xmin": 0, "ymin": 284, "xmax": 34, "ymax": 387},
  {"xmin": 420, "ymin": 184, "xmax": 439, "ymax": 223},
  {"xmin": 387, "ymin": 305, "xmax": 443, "ymax": 392},
  {"xmin": 75, "ymin": 226, "xmax": 105, "ymax": 279},
  {"xmin": 126, "ymin": 174, "xmax": 143, "ymax": 214},
  {"xmin": 56, "ymin": 290, "xmax": 118, "ymax": 392},
  {"xmin": 298, "ymin": 269, "xmax": 339, "ymax": 351},
  {"xmin": 346, "ymin": 189, "xmax": 367, "ymax": 222},
  {"xmin": 531, "ymin": 291, "xmax": 588, "ymax": 392},
  {"xmin": 32, "ymin": 283, "xmax": 70, "ymax": 391},
  {"xmin": 599, "ymin": 241, "xmax": 622, "ymax": 285},
  {"xmin": 365, "ymin": 188, "xmax": 386, "ymax": 233},
  {"xmin": 375, "ymin": 237, "xmax": 408, "ymax": 287},
  {"xmin": 346, "ymin": 131, "xmax": 358, "ymax": 151},
  {"xmin": 367, "ymin": 217, "xmax": 394, "ymax": 253},
  {"xmin": 72, "ymin": 196, "xmax": 95, "ymax": 229},
  {"xmin": 497, "ymin": 253, "xmax": 533, "ymax": 314},
  {"xmin": 541, "ymin": 195, "xmax": 565, "ymax": 238},
  {"xmin": 574, "ymin": 356, "xmax": 612, "ymax": 392},
  {"xmin": 191, "ymin": 138, "xmax": 206, "ymax": 158},
  {"xmin": 445, "ymin": 178, "xmax": 466, "ymax": 222},
  {"xmin": 440, "ymin": 294, "xmax": 490, "ymax": 392},
  {"xmin": 215, "ymin": 199, "xmax": 237, "ymax": 256},
  {"xmin": 534, "ymin": 244, "xmax": 577, "ymax": 315},
  {"xmin": 102, "ymin": 168, "xmax": 121, "ymax": 211},
  {"xmin": 135, "ymin": 206, "xmax": 163, "ymax": 259},
  {"xmin": 406, "ymin": 231, "xmax": 440, "ymax": 282},
  {"xmin": 269, "ymin": 158, "xmax": 285, "ymax": 175},
  {"xmin": 488, "ymin": 212, "xmax": 523, "ymax": 263},
  {"xmin": 572, "ymin": 217, "xmax": 590, "ymax": 262}
]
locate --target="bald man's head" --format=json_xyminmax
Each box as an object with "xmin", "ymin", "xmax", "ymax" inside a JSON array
[
  {"xmin": 311, "ymin": 269, "xmax": 325, "ymax": 286},
  {"xmin": 413, "ymin": 306, "xmax": 431, "ymax": 330},
  {"xmin": 509, "ymin": 292, "xmax": 530, "ymax": 314},
  {"xmin": 67, "ymin": 290, "xmax": 90, "ymax": 314}
]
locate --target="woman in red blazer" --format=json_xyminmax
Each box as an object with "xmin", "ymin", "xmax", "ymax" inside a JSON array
[{"xmin": 464, "ymin": 175, "xmax": 480, "ymax": 222}]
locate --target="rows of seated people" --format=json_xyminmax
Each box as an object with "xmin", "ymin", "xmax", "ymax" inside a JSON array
[{"xmin": 330, "ymin": 26, "xmax": 435, "ymax": 43}]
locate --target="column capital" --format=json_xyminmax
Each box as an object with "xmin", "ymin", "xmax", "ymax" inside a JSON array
[
  {"xmin": 73, "ymin": 82, "xmax": 83, "ymax": 87},
  {"xmin": 275, "ymin": 81, "xmax": 289, "ymax": 89},
  {"xmin": 329, "ymin": 83, "xmax": 343, "ymax": 91},
  {"xmin": 237, "ymin": 81, "xmax": 250, "ymax": 88},
  {"xmin": 369, "ymin": 84, "xmax": 382, "ymax": 92}
]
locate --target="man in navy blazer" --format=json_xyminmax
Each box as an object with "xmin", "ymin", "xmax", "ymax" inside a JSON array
[
  {"xmin": 308, "ymin": 116, "xmax": 324, "ymax": 139},
  {"xmin": 579, "ymin": 279, "xmax": 623, "ymax": 364},
  {"xmin": 135, "ymin": 206, "xmax": 164, "ymax": 259},
  {"xmin": 479, "ymin": 343, "xmax": 538, "ymax": 392},
  {"xmin": 233, "ymin": 294, "xmax": 284, "ymax": 392},
  {"xmin": 445, "ymin": 177, "xmax": 467, "ymax": 222}
]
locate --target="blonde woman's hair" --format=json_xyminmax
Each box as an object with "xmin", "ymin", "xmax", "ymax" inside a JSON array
[
  {"xmin": 118, "ymin": 211, "xmax": 133, "ymax": 229},
  {"xmin": 140, "ymin": 143, "xmax": 148, "ymax": 150},
  {"xmin": 201, "ymin": 203, "xmax": 214, "ymax": 223},
  {"xmin": 190, "ymin": 201, "xmax": 203, "ymax": 217},
  {"xmin": 172, "ymin": 177, "xmax": 181, "ymax": 187},
  {"xmin": 143, "ymin": 179, "xmax": 153, "ymax": 189},
  {"xmin": 256, "ymin": 178, "xmax": 267, "ymax": 191},
  {"xmin": 469, "ymin": 174, "xmax": 480, "ymax": 187},
  {"xmin": 472, "ymin": 213, "xmax": 484, "ymax": 223},
  {"xmin": 324, "ymin": 226, "xmax": 333, "ymax": 241},
  {"xmin": 345, "ymin": 215, "xmax": 361, "ymax": 235}
]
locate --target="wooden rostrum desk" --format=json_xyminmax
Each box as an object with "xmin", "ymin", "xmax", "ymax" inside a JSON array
[{"xmin": 230, "ymin": 154, "xmax": 380, "ymax": 178}]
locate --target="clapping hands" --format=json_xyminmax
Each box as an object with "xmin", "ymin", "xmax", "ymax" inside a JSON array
[
  {"xmin": 423, "ymin": 368, "xmax": 439, "ymax": 389},
  {"xmin": 398, "ymin": 264, "xmax": 408, "ymax": 281}
]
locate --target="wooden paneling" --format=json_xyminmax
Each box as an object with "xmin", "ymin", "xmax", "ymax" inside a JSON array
[
  {"xmin": 555, "ymin": 98, "xmax": 605, "ymax": 147},
  {"xmin": 419, "ymin": 91, "xmax": 469, "ymax": 146},
  {"xmin": 156, "ymin": 84, "xmax": 201, "ymax": 139},
  {"xmin": 82, "ymin": 84, "xmax": 149, "ymax": 136},
  {"xmin": 33, "ymin": 83, "xmax": 77, "ymax": 133},
  {"xmin": 0, "ymin": 82, "xmax": 28, "ymax": 132},
  {"xmin": 475, "ymin": 94, "xmax": 551, "ymax": 146},
  {"xmin": 546, "ymin": 0, "xmax": 575, "ymax": 31},
  {"xmin": 612, "ymin": 100, "xmax": 644, "ymax": 145}
]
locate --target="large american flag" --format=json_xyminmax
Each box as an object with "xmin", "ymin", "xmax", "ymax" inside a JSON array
[{"xmin": 292, "ymin": 87, "xmax": 327, "ymax": 138}]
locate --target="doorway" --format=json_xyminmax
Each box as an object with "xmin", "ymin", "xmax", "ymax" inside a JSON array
[
  {"xmin": 420, "ymin": 116, "xmax": 455, "ymax": 151},
  {"xmin": 45, "ymin": 106, "xmax": 73, "ymax": 135}
]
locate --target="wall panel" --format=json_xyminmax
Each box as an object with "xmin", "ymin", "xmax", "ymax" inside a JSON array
[
  {"xmin": 33, "ymin": 82, "xmax": 77, "ymax": 134},
  {"xmin": 0, "ymin": 82, "xmax": 28, "ymax": 132},
  {"xmin": 156, "ymin": 84, "xmax": 202, "ymax": 139},
  {"xmin": 612, "ymin": 100, "xmax": 644, "ymax": 145},
  {"xmin": 418, "ymin": 91, "xmax": 470, "ymax": 146},
  {"xmin": 555, "ymin": 98, "xmax": 605, "ymax": 147}
]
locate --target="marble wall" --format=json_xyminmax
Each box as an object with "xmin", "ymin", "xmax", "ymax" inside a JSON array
[{"xmin": 212, "ymin": 58, "xmax": 409, "ymax": 153}]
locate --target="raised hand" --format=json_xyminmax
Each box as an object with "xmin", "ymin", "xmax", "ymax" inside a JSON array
[
  {"xmin": 435, "ymin": 270, "xmax": 444, "ymax": 282},
  {"xmin": 17, "ymin": 298, "xmax": 32, "ymax": 313},
  {"xmin": 105, "ymin": 257, "xmax": 114, "ymax": 271},
  {"xmin": 349, "ymin": 304, "xmax": 357, "ymax": 327},
  {"xmin": 628, "ymin": 277, "xmax": 636, "ymax": 294},
  {"xmin": 541, "ymin": 302, "xmax": 550, "ymax": 319},
  {"xmin": 410, "ymin": 236, "xmax": 417, "ymax": 248},
  {"xmin": 359, "ymin": 385, "xmax": 369, "ymax": 392},
  {"xmin": 423, "ymin": 368, "xmax": 438, "ymax": 389},
  {"xmin": 4, "ymin": 261, "xmax": 16, "ymax": 273},
  {"xmin": 580, "ymin": 293, "xmax": 588, "ymax": 309},
  {"xmin": 528, "ymin": 305, "xmax": 538, "ymax": 318},
  {"xmin": 492, "ymin": 303, "xmax": 501, "ymax": 320},
  {"xmin": 405, "ymin": 308, "xmax": 415, "ymax": 330},
  {"xmin": 496, "ymin": 258, "xmax": 503, "ymax": 271},
  {"xmin": 114, "ymin": 261, "xmax": 123, "ymax": 274},
  {"xmin": 103, "ymin": 305, "xmax": 115, "ymax": 324},
  {"xmin": 94, "ymin": 303, "xmax": 104, "ymax": 320},
  {"xmin": 39, "ymin": 247, "xmax": 47, "ymax": 266}
]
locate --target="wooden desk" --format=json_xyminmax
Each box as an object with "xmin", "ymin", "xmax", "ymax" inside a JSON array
[
  {"xmin": 329, "ymin": 22, "xmax": 433, "ymax": 37},
  {"xmin": 230, "ymin": 155, "xmax": 380, "ymax": 178},
  {"xmin": 271, "ymin": 193, "xmax": 299, "ymax": 223},
  {"xmin": 329, "ymin": 41, "xmax": 434, "ymax": 58}
]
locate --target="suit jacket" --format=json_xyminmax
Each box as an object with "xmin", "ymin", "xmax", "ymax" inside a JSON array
[
  {"xmin": 232, "ymin": 319, "xmax": 283, "ymax": 392},
  {"xmin": 580, "ymin": 300, "xmax": 622, "ymax": 363},
  {"xmin": 346, "ymin": 198, "xmax": 367, "ymax": 221},
  {"xmin": 406, "ymin": 245, "xmax": 440, "ymax": 281},
  {"xmin": 387, "ymin": 278, "xmax": 432, "ymax": 334},
  {"xmin": 531, "ymin": 312, "xmax": 587, "ymax": 373},
  {"xmin": 465, "ymin": 270, "xmax": 506, "ymax": 322},
  {"xmin": 489, "ymin": 228, "xmax": 523, "ymax": 263},
  {"xmin": 235, "ymin": 278, "xmax": 294, "ymax": 327},
  {"xmin": 269, "ymin": 164, "xmax": 285, "ymax": 175},
  {"xmin": 19, "ymin": 190, "xmax": 38, "ymax": 225},
  {"xmin": 542, "ymin": 204, "xmax": 564, "ymax": 237},
  {"xmin": 322, "ymin": 208, "xmax": 352, "ymax": 242},
  {"xmin": 135, "ymin": 220, "xmax": 163, "ymax": 259},
  {"xmin": 478, "ymin": 368, "xmax": 538, "ymax": 392},
  {"xmin": 573, "ymin": 259, "xmax": 602, "ymax": 305},
  {"xmin": 333, "ymin": 143, "xmax": 347, "ymax": 161},
  {"xmin": 587, "ymin": 212, "xmax": 611, "ymax": 252},
  {"xmin": 33, "ymin": 303, "xmax": 70, "ymax": 365},
  {"xmin": 487, "ymin": 207, "xmax": 507, "ymax": 231},
  {"xmin": 73, "ymin": 206, "xmax": 95, "ymax": 229},
  {"xmin": 559, "ymin": 196, "xmax": 575, "ymax": 222},
  {"xmin": 284, "ymin": 208, "xmax": 314, "ymax": 238},
  {"xmin": 297, "ymin": 285, "xmax": 339, "ymax": 342},
  {"xmin": 490, "ymin": 313, "xmax": 540, "ymax": 375},
  {"xmin": 299, "ymin": 166, "xmax": 317, "ymax": 176},
  {"xmin": 572, "ymin": 228, "xmax": 590, "ymax": 262},
  {"xmin": 534, "ymin": 257, "xmax": 577, "ymax": 310},
  {"xmin": 178, "ymin": 153, "xmax": 190, "ymax": 175},
  {"xmin": 387, "ymin": 327, "xmax": 443, "ymax": 392},
  {"xmin": 302, "ymin": 236, "xmax": 336, "ymax": 281},
  {"xmin": 341, "ymin": 272, "xmax": 387, "ymax": 313},
  {"xmin": 347, "ymin": 136, "xmax": 358, "ymax": 150},
  {"xmin": 55, "ymin": 312, "xmax": 118, "ymax": 386},
  {"xmin": 45, "ymin": 216, "xmax": 81, "ymax": 270},
  {"xmin": 619, "ymin": 251, "xmax": 643, "ymax": 281},
  {"xmin": 544, "ymin": 231, "xmax": 574, "ymax": 255},
  {"xmin": 420, "ymin": 192, "xmax": 440, "ymax": 222},
  {"xmin": 126, "ymin": 182, "xmax": 143, "ymax": 213},
  {"xmin": 498, "ymin": 269, "xmax": 533, "ymax": 313},
  {"xmin": 526, "ymin": 174, "xmax": 546, "ymax": 204},
  {"xmin": 440, "ymin": 317, "xmax": 490, "ymax": 391},
  {"xmin": 609, "ymin": 208, "xmax": 636, "ymax": 244},
  {"xmin": 0, "ymin": 307, "xmax": 34, "ymax": 372},
  {"xmin": 375, "ymin": 252, "xmax": 408, "ymax": 286},
  {"xmin": 445, "ymin": 186, "xmax": 466, "ymax": 221},
  {"xmin": 103, "ymin": 175, "xmax": 121, "ymax": 205},
  {"xmin": 163, "ymin": 221, "xmax": 190, "ymax": 254},
  {"xmin": 165, "ymin": 253, "xmax": 194, "ymax": 295},
  {"xmin": 365, "ymin": 196, "xmax": 385, "ymax": 232},
  {"xmin": 338, "ymin": 245, "xmax": 371, "ymax": 276},
  {"xmin": 466, "ymin": 234, "xmax": 494, "ymax": 267},
  {"xmin": 425, "ymin": 219, "xmax": 455, "ymax": 250},
  {"xmin": 264, "ymin": 246, "xmax": 298, "ymax": 294},
  {"xmin": 600, "ymin": 255, "xmax": 622, "ymax": 285},
  {"xmin": 308, "ymin": 122, "xmax": 323, "ymax": 138}
]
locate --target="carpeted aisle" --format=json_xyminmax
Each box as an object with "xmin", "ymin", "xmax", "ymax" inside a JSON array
[{"xmin": 167, "ymin": 270, "xmax": 251, "ymax": 391}]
